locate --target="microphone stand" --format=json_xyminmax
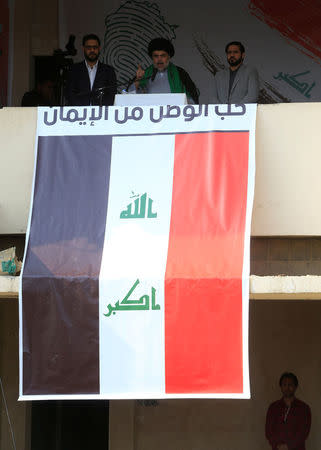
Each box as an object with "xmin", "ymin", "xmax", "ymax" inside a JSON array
[
  {"xmin": 70, "ymin": 82, "xmax": 121, "ymax": 106},
  {"xmin": 95, "ymin": 87, "xmax": 107, "ymax": 107}
]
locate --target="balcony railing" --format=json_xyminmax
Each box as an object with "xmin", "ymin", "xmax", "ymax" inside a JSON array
[{"xmin": 1, "ymin": 104, "xmax": 321, "ymax": 235}]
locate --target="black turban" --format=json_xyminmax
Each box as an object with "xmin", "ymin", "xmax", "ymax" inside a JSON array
[{"xmin": 148, "ymin": 38, "xmax": 175, "ymax": 58}]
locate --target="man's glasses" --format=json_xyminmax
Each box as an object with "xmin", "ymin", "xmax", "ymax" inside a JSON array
[{"xmin": 84, "ymin": 45, "xmax": 99, "ymax": 50}]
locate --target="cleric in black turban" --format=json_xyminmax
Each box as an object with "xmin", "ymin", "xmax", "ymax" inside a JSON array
[
  {"xmin": 130, "ymin": 37, "xmax": 199, "ymax": 103},
  {"xmin": 148, "ymin": 38, "xmax": 175, "ymax": 58}
]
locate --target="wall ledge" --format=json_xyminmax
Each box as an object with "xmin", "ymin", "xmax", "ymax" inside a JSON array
[
  {"xmin": 250, "ymin": 275, "xmax": 321, "ymax": 299},
  {"xmin": 2, "ymin": 275, "xmax": 321, "ymax": 300},
  {"xmin": 0, "ymin": 275, "xmax": 20, "ymax": 298}
]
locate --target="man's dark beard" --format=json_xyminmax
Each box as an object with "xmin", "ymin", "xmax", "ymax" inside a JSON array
[
  {"xmin": 228, "ymin": 57, "xmax": 243, "ymax": 67},
  {"xmin": 86, "ymin": 53, "xmax": 99, "ymax": 63}
]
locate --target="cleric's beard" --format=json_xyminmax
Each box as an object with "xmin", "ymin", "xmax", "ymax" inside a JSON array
[{"xmin": 153, "ymin": 61, "xmax": 169, "ymax": 71}]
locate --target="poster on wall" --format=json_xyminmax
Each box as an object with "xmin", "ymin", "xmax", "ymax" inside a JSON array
[
  {"xmin": 59, "ymin": 0, "xmax": 321, "ymax": 103},
  {"xmin": 19, "ymin": 103, "xmax": 256, "ymax": 399}
]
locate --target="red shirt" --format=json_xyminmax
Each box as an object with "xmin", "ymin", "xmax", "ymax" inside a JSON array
[{"xmin": 265, "ymin": 398, "xmax": 311, "ymax": 450}]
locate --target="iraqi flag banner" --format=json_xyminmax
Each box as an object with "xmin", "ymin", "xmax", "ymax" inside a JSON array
[{"xmin": 19, "ymin": 103, "xmax": 256, "ymax": 400}]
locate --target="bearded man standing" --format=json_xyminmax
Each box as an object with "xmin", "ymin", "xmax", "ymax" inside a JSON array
[
  {"xmin": 212, "ymin": 41, "xmax": 259, "ymax": 104},
  {"xmin": 66, "ymin": 33, "xmax": 116, "ymax": 106},
  {"xmin": 265, "ymin": 372, "xmax": 311, "ymax": 450}
]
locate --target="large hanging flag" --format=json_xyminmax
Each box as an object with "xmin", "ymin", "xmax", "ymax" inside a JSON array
[{"xmin": 20, "ymin": 103, "xmax": 256, "ymax": 399}]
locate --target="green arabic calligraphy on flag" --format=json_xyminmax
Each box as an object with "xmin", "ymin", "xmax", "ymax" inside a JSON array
[
  {"xmin": 120, "ymin": 193, "xmax": 157, "ymax": 219},
  {"xmin": 104, "ymin": 279, "xmax": 160, "ymax": 317}
]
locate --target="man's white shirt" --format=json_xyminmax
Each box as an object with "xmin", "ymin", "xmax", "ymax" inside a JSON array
[{"xmin": 85, "ymin": 60, "xmax": 98, "ymax": 90}]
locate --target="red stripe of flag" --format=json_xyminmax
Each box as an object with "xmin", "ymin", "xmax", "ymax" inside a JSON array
[{"xmin": 164, "ymin": 132, "xmax": 250, "ymax": 393}]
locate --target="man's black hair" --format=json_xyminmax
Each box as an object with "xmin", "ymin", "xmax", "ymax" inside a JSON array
[
  {"xmin": 83, "ymin": 34, "xmax": 101, "ymax": 46},
  {"xmin": 279, "ymin": 372, "xmax": 299, "ymax": 387},
  {"xmin": 37, "ymin": 74, "xmax": 56, "ymax": 85},
  {"xmin": 148, "ymin": 38, "xmax": 175, "ymax": 58},
  {"xmin": 225, "ymin": 41, "xmax": 245, "ymax": 54}
]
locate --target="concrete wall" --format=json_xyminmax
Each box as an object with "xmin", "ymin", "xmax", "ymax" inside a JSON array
[
  {"xmin": 253, "ymin": 103, "xmax": 321, "ymax": 236},
  {"xmin": 251, "ymin": 237, "xmax": 321, "ymax": 276},
  {"xmin": 2, "ymin": 104, "xmax": 321, "ymax": 235},
  {"xmin": 0, "ymin": 108, "xmax": 37, "ymax": 234}
]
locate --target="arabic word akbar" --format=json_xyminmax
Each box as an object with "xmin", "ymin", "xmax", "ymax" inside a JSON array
[{"xmin": 104, "ymin": 279, "xmax": 160, "ymax": 317}]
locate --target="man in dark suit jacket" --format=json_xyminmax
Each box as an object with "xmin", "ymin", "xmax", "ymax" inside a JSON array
[{"xmin": 65, "ymin": 33, "xmax": 117, "ymax": 106}]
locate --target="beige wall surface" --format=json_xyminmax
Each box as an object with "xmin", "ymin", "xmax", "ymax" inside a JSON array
[
  {"xmin": 253, "ymin": 103, "xmax": 321, "ymax": 236},
  {"xmin": 0, "ymin": 108, "xmax": 37, "ymax": 234},
  {"xmin": 1, "ymin": 104, "xmax": 321, "ymax": 235}
]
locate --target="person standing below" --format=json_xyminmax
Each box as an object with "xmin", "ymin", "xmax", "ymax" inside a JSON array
[
  {"xmin": 130, "ymin": 37, "xmax": 199, "ymax": 104},
  {"xmin": 265, "ymin": 372, "xmax": 311, "ymax": 450},
  {"xmin": 65, "ymin": 33, "xmax": 116, "ymax": 106},
  {"xmin": 212, "ymin": 41, "xmax": 259, "ymax": 104}
]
